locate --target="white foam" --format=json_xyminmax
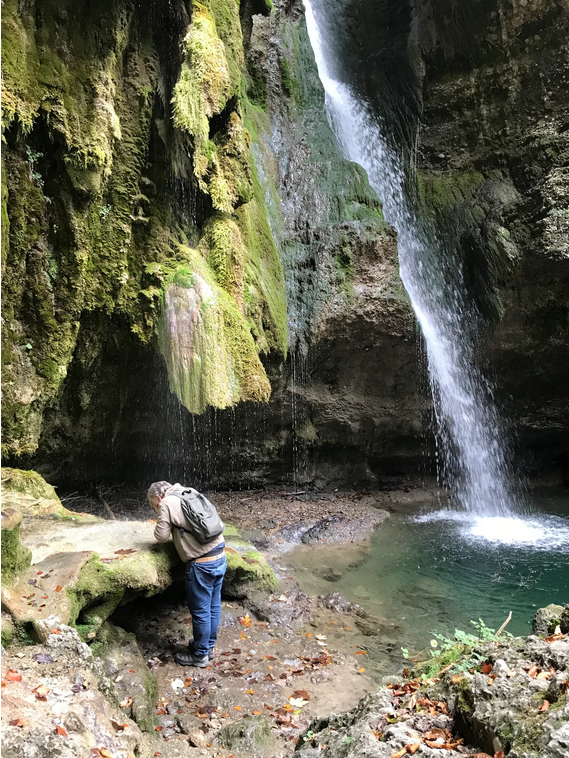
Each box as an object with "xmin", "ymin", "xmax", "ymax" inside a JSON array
[
  {"xmin": 469, "ymin": 517, "xmax": 546, "ymax": 544},
  {"xmin": 413, "ymin": 509, "xmax": 569, "ymax": 551}
]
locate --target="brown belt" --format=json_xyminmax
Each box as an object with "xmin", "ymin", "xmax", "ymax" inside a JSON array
[{"xmin": 192, "ymin": 550, "xmax": 225, "ymax": 564}]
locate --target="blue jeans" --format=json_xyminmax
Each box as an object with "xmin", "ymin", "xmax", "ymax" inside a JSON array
[{"xmin": 185, "ymin": 555, "xmax": 226, "ymax": 657}]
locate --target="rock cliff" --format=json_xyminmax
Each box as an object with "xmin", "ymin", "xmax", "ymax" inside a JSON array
[{"xmin": 2, "ymin": 0, "xmax": 568, "ymax": 487}]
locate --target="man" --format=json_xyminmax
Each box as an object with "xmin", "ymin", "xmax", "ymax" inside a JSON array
[{"xmin": 148, "ymin": 481, "xmax": 226, "ymax": 667}]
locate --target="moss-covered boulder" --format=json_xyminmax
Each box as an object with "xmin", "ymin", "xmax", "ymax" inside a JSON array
[
  {"xmin": 1, "ymin": 508, "xmax": 32, "ymax": 585},
  {"xmin": 1, "ymin": 514, "xmax": 275, "ymax": 641},
  {"xmin": 223, "ymin": 524, "xmax": 278, "ymax": 597},
  {"xmin": 94, "ymin": 621, "xmax": 158, "ymax": 732},
  {"xmin": 2, "ymin": 516, "xmax": 183, "ymax": 641},
  {"xmin": 1, "ymin": 467, "xmax": 99, "ymax": 520},
  {"xmin": 215, "ymin": 715, "xmax": 277, "ymax": 757}
]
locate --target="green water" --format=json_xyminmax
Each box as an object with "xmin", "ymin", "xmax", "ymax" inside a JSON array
[{"xmin": 284, "ymin": 492, "xmax": 569, "ymax": 673}]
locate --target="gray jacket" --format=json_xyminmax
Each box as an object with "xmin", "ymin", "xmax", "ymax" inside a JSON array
[{"xmin": 153, "ymin": 484, "xmax": 224, "ymax": 562}]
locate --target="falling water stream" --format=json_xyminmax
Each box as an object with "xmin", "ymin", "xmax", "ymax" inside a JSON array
[{"xmin": 304, "ymin": 0, "xmax": 519, "ymax": 519}]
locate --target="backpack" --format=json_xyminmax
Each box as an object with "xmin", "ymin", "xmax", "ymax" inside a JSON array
[{"xmin": 177, "ymin": 488, "xmax": 225, "ymax": 544}]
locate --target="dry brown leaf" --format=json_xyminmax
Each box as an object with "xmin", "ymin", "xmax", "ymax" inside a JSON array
[
  {"xmin": 358, "ymin": 667, "xmax": 365, "ymax": 674},
  {"xmin": 545, "ymin": 632, "xmax": 567, "ymax": 643},
  {"xmin": 55, "ymin": 586, "xmax": 62, "ymax": 592},
  {"xmin": 481, "ymin": 662, "xmax": 493, "ymax": 674},
  {"xmin": 238, "ymin": 614, "xmax": 252, "ymax": 628},
  {"xmin": 527, "ymin": 664, "xmax": 539, "ymax": 678},
  {"xmin": 245, "ymin": 689, "xmax": 255, "ymax": 694},
  {"xmin": 407, "ymin": 745, "xmax": 420, "ymax": 755},
  {"xmin": 233, "ymin": 705, "xmax": 242, "ymax": 711},
  {"xmin": 391, "ymin": 749, "xmax": 408, "ymax": 758},
  {"xmin": 5, "ymin": 670, "xmax": 22, "ymax": 682},
  {"xmin": 120, "ymin": 696, "xmax": 133, "ymax": 708},
  {"xmin": 450, "ymin": 674, "xmax": 463, "ymax": 684},
  {"xmin": 539, "ymin": 700, "xmax": 550, "ymax": 712},
  {"xmin": 55, "ymin": 725, "xmax": 68, "ymax": 737},
  {"xmin": 252, "ymin": 710, "xmax": 262, "ymax": 715},
  {"xmin": 292, "ymin": 689, "xmax": 310, "ymax": 701},
  {"xmin": 9, "ymin": 718, "xmax": 27, "ymax": 727}
]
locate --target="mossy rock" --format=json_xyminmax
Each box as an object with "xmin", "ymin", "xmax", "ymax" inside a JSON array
[
  {"xmin": 1, "ymin": 508, "xmax": 32, "ymax": 585},
  {"xmin": 223, "ymin": 546, "xmax": 278, "ymax": 598},
  {"xmin": 215, "ymin": 715, "xmax": 277, "ymax": 757},
  {"xmin": 1, "ymin": 612, "xmax": 17, "ymax": 648},
  {"xmin": 1, "ymin": 467, "xmax": 99, "ymax": 520},
  {"xmin": 92, "ymin": 621, "xmax": 158, "ymax": 732}
]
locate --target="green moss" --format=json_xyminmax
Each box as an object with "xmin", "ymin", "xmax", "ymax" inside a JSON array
[
  {"xmin": 90, "ymin": 619, "xmax": 137, "ymax": 658},
  {"xmin": 1, "ymin": 467, "xmax": 59, "ymax": 501},
  {"xmin": 223, "ymin": 523, "xmax": 240, "ymax": 538},
  {"xmin": 1, "ymin": 511, "xmax": 32, "ymax": 585},
  {"xmin": 416, "ymin": 169, "xmax": 485, "ymax": 212},
  {"xmin": 224, "ymin": 547, "xmax": 278, "ymax": 594},
  {"xmin": 66, "ymin": 548, "xmax": 177, "ymax": 629},
  {"xmin": 202, "ymin": 213, "xmax": 246, "ymax": 307},
  {"xmin": 1, "ymin": 616, "xmax": 16, "ymax": 649},
  {"xmin": 158, "ymin": 245, "xmax": 272, "ymax": 414},
  {"xmin": 280, "ymin": 57, "xmax": 299, "ymax": 102},
  {"xmin": 236, "ymin": 198, "xmax": 287, "ymax": 356}
]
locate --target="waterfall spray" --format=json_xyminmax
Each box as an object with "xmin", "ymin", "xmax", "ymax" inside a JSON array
[{"xmin": 304, "ymin": 0, "xmax": 519, "ymax": 516}]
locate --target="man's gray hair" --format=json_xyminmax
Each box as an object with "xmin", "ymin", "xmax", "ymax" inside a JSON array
[{"xmin": 147, "ymin": 481, "xmax": 172, "ymax": 505}]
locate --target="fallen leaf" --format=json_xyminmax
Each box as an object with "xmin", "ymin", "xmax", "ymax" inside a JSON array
[
  {"xmin": 33, "ymin": 684, "xmax": 50, "ymax": 699},
  {"xmin": 264, "ymin": 655, "xmax": 277, "ymax": 661},
  {"xmin": 55, "ymin": 725, "xmax": 68, "ymax": 737},
  {"xmin": 99, "ymin": 749, "xmax": 112, "ymax": 758},
  {"xmin": 55, "ymin": 585, "xmax": 63, "ymax": 592},
  {"xmin": 450, "ymin": 674, "xmax": 463, "ymax": 684},
  {"xmin": 5, "ymin": 670, "xmax": 22, "ymax": 682},
  {"xmin": 538, "ymin": 700, "xmax": 550, "ymax": 712},
  {"xmin": 358, "ymin": 668, "xmax": 365, "ymax": 674},
  {"xmin": 314, "ymin": 634, "xmax": 326, "ymax": 641},
  {"xmin": 407, "ymin": 745, "xmax": 420, "ymax": 755},
  {"xmin": 481, "ymin": 662, "xmax": 493, "ymax": 674},
  {"xmin": 238, "ymin": 614, "xmax": 252, "ymax": 628},
  {"xmin": 392, "ymin": 749, "xmax": 408, "ymax": 758},
  {"xmin": 356, "ymin": 651, "xmax": 367, "ymax": 655},
  {"xmin": 115, "ymin": 548, "xmax": 137, "ymax": 555},
  {"xmin": 41, "ymin": 595, "xmax": 48, "ymax": 599},
  {"xmin": 155, "ymin": 726, "xmax": 163, "ymax": 731},
  {"xmin": 34, "ymin": 653, "xmax": 54, "ymax": 664},
  {"xmin": 252, "ymin": 710, "xmax": 262, "ymax": 715},
  {"xmin": 233, "ymin": 705, "xmax": 242, "ymax": 711},
  {"xmin": 545, "ymin": 632, "xmax": 567, "ymax": 643},
  {"xmin": 527, "ymin": 664, "xmax": 539, "ymax": 678},
  {"xmin": 245, "ymin": 689, "xmax": 255, "ymax": 694},
  {"xmin": 9, "ymin": 718, "xmax": 27, "ymax": 727},
  {"xmin": 292, "ymin": 689, "xmax": 310, "ymax": 701},
  {"xmin": 111, "ymin": 720, "xmax": 127, "ymax": 731},
  {"xmin": 239, "ymin": 633, "xmax": 247, "ymax": 641},
  {"xmin": 120, "ymin": 696, "xmax": 133, "ymax": 708}
]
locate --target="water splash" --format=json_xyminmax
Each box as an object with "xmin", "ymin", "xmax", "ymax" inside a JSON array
[{"xmin": 304, "ymin": 0, "xmax": 519, "ymax": 515}]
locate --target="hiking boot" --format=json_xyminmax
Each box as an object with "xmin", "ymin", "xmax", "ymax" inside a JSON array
[
  {"xmin": 188, "ymin": 643, "xmax": 214, "ymax": 660},
  {"xmin": 174, "ymin": 650, "xmax": 208, "ymax": 668}
]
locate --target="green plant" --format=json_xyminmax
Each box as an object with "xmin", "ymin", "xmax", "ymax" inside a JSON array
[{"xmin": 417, "ymin": 619, "xmax": 513, "ymax": 679}]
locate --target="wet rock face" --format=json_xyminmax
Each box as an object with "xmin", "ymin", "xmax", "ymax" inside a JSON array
[
  {"xmin": 302, "ymin": 0, "xmax": 569, "ymax": 480},
  {"xmin": 411, "ymin": 0, "xmax": 569, "ymax": 476}
]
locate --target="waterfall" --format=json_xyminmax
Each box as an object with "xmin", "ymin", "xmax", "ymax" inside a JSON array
[{"xmin": 304, "ymin": 0, "xmax": 519, "ymax": 516}]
